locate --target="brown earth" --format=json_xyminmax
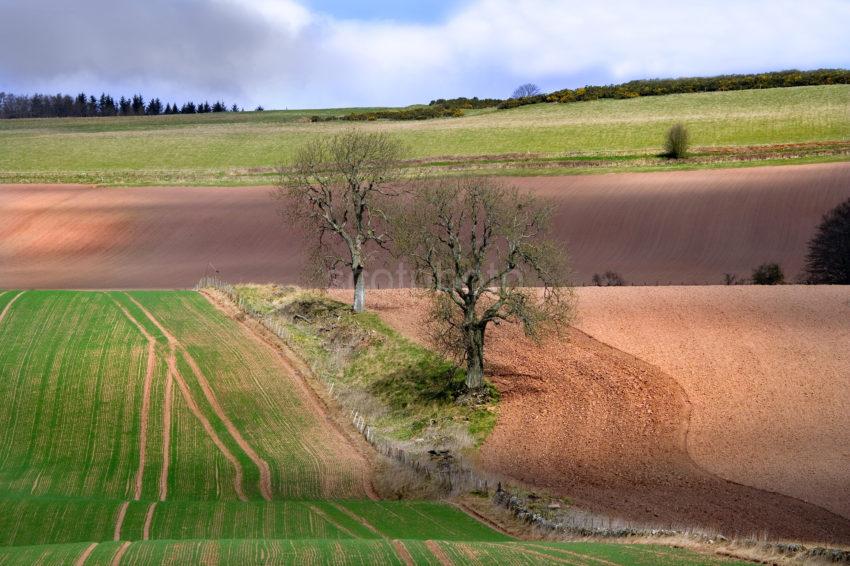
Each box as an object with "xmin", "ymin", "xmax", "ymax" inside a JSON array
[
  {"xmin": 2, "ymin": 162, "xmax": 850, "ymax": 289},
  {"xmin": 353, "ymin": 288, "xmax": 850, "ymax": 544},
  {"xmin": 574, "ymin": 286, "xmax": 850, "ymax": 520}
]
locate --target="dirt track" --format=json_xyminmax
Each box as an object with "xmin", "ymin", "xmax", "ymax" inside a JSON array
[
  {"xmin": 354, "ymin": 288, "xmax": 850, "ymax": 544},
  {"xmin": 2, "ymin": 162, "xmax": 849, "ymax": 288}
]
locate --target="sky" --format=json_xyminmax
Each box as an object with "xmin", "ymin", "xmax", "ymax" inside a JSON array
[{"xmin": 0, "ymin": 0, "xmax": 848, "ymax": 109}]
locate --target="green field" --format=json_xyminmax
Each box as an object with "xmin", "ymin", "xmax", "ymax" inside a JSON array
[
  {"xmin": 0, "ymin": 85, "xmax": 847, "ymax": 185},
  {"xmin": 0, "ymin": 290, "xmax": 751, "ymax": 564}
]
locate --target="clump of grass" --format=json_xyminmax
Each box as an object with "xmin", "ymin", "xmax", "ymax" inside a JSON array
[{"xmin": 663, "ymin": 122, "xmax": 690, "ymax": 159}]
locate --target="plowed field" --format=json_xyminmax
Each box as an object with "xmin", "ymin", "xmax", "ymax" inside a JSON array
[
  {"xmin": 2, "ymin": 162, "xmax": 849, "ymax": 288},
  {"xmin": 358, "ymin": 288, "xmax": 850, "ymax": 544}
]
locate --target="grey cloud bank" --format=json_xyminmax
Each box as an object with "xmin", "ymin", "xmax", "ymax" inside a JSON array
[{"xmin": 0, "ymin": 0, "xmax": 848, "ymax": 109}]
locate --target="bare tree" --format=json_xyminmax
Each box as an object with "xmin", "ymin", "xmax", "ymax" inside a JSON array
[
  {"xmin": 394, "ymin": 178, "xmax": 572, "ymax": 390},
  {"xmin": 277, "ymin": 130, "xmax": 405, "ymax": 313},
  {"xmin": 510, "ymin": 83, "xmax": 542, "ymax": 99}
]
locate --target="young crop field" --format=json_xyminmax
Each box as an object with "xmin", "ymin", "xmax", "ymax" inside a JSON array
[
  {"xmin": 0, "ymin": 85, "xmax": 847, "ymax": 185},
  {"xmin": 0, "ymin": 290, "xmax": 752, "ymax": 564}
]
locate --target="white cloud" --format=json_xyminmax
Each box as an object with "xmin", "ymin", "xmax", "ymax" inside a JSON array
[
  {"xmin": 215, "ymin": 0, "xmax": 315, "ymax": 33},
  {"xmin": 1, "ymin": 0, "xmax": 848, "ymax": 108}
]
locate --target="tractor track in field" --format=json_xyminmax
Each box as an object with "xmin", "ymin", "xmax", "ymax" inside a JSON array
[
  {"xmin": 160, "ymin": 370, "xmax": 173, "ymax": 502},
  {"xmin": 392, "ymin": 540, "xmax": 415, "ymax": 566},
  {"xmin": 142, "ymin": 503, "xmax": 156, "ymax": 540},
  {"xmin": 113, "ymin": 501, "xmax": 129, "ymax": 541},
  {"xmin": 111, "ymin": 541, "xmax": 131, "ymax": 566},
  {"xmin": 108, "ymin": 297, "xmax": 157, "ymax": 501},
  {"xmin": 0, "ymin": 291, "xmax": 25, "ymax": 326},
  {"xmin": 124, "ymin": 295, "xmax": 270, "ymax": 501},
  {"xmin": 513, "ymin": 547, "xmax": 585, "ymax": 565},
  {"xmin": 170, "ymin": 351, "xmax": 248, "ymax": 501},
  {"xmin": 110, "ymin": 297, "xmax": 173, "ymax": 501},
  {"xmin": 115, "ymin": 295, "xmax": 247, "ymax": 501},
  {"xmin": 74, "ymin": 542, "xmax": 98, "ymax": 566},
  {"xmin": 425, "ymin": 540, "xmax": 454, "ymax": 566},
  {"xmin": 328, "ymin": 503, "xmax": 384, "ymax": 538},
  {"xmin": 542, "ymin": 545, "xmax": 621, "ymax": 565},
  {"xmin": 201, "ymin": 289, "xmax": 379, "ymax": 500},
  {"xmin": 306, "ymin": 504, "xmax": 359, "ymax": 538}
]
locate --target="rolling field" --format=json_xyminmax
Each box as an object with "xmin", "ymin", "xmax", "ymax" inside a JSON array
[
  {"xmin": 0, "ymin": 85, "xmax": 847, "ymax": 185},
  {"xmin": 357, "ymin": 288, "xmax": 850, "ymax": 544},
  {"xmin": 0, "ymin": 290, "xmax": 747, "ymax": 564},
  {"xmin": 2, "ymin": 162, "xmax": 849, "ymax": 288},
  {"xmin": 575, "ymin": 286, "xmax": 850, "ymax": 520}
]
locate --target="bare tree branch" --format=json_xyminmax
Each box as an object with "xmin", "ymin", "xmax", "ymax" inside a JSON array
[
  {"xmin": 392, "ymin": 177, "xmax": 574, "ymax": 390},
  {"xmin": 275, "ymin": 129, "xmax": 406, "ymax": 312}
]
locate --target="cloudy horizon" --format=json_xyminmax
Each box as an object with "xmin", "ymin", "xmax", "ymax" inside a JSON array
[{"xmin": 1, "ymin": 0, "xmax": 849, "ymax": 110}]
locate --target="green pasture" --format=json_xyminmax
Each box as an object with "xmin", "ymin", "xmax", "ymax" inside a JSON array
[{"xmin": 0, "ymin": 85, "xmax": 847, "ymax": 185}]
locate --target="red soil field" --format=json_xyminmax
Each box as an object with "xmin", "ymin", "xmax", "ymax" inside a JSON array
[
  {"xmin": 349, "ymin": 287, "xmax": 850, "ymax": 544},
  {"xmin": 574, "ymin": 286, "xmax": 850, "ymax": 520},
  {"xmin": 2, "ymin": 162, "xmax": 849, "ymax": 289}
]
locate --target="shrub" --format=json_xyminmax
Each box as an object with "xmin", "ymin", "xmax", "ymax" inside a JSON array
[
  {"xmin": 591, "ymin": 271, "xmax": 626, "ymax": 286},
  {"xmin": 343, "ymin": 106, "xmax": 463, "ymax": 121},
  {"xmin": 751, "ymin": 263, "xmax": 784, "ymax": 285},
  {"xmin": 544, "ymin": 69, "xmax": 850, "ymax": 106},
  {"xmin": 664, "ymin": 123, "xmax": 690, "ymax": 158},
  {"xmin": 429, "ymin": 97, "xmax": 502, "ymax": 110},
  {"xmin": 496, "ymin": 94, "xmax": 548, "ymax": 110},
  {"xmin": 804, "ymin": 198, "xmax": 850, "ymax": 284}
]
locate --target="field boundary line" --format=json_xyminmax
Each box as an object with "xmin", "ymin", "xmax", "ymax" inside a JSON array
[
  {"xmin": 113, "ymin": 501, "xmax": 129, "ymax": 541},
  {"xmin": 109, "ymin": 298, "xmax": 157, "ymax": 501},
  {"xmin": 142, "ymin": 503, "xmax": 156, "ymax": 540},
  {"xmin": 125, "ymin": 294, "xmax": 272, "ymax": 501},
  {"xmin": 0, "ymin": 290, "xmax": 25, "ymax": 326},
  {"xmin": 424, "ymin": 540, "xmax": 454, "ymax": 566},
  {"xmin": 392, "ymin": 540, "xmax": 415, "ymax": 566},
  {"xmin": 200, "ymin": 289, "xmax": 379, "ymax": 500},
  {"xmin": 328, "ymin": 502, "xmax": 385, "ymax": 538},
  {"xmin": 111, "ymin": 541, "xmax": 131, "ymax": 566},
  {"xmin": 74, "ymin": 543, "xmax": 98, "ymax": 566},
  {"xmin": 305, "ymin": 504, "xmax": 360, "ymax": 538}
]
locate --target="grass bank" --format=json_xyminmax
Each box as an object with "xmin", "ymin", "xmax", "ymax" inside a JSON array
[{"xmin": 224, "ymin": 284, "xmax": 499, "ymax": 451}]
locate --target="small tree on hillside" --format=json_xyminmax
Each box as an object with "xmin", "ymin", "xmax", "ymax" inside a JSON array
[
  {"xmin": 511, "ymin": 83, "xmax": 542, "ymax": 99},
  {"xmin": 804, "ymin": 198, "xmax": 850, "ymax": 284},
  {"xmin": 751, "ymin": 262, "xmax": 784, "ymax": 285},
  {"xmin": 664, "ymin": 123, "xmax": 690, "ymax": 158},
  {"xmin": 394, "ymin": 178, "xmax": 572, "ymax": 390},
  {"xmin": 277, "ymin": 130, "xmax": 405, "ymax": 313},
  {"xmin": 591, "ymin": 271, "xmax": 626, "ymax": 286}
]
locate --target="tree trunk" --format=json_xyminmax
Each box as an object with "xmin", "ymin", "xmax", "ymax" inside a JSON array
[
  {"xmin": 352, "ymin": 265, "xmax": 366, "ymax": 313},
  {"xmin": 465, "ymin": 324, "xmax": 485, "ymax": 390}
]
